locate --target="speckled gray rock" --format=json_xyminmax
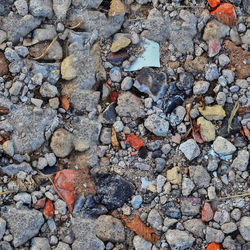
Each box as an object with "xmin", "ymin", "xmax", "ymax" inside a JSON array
[
  {"xmin": 183, "ymin": 219, "xmax": 205, "ymax": 238},
  {"xmin": 30, "ymin": 237, "xmax": 51, "ymax": 250},
  {"xmin": 144, "ymin": 114, "xmax": 169, "ymax": 136},
  {"xmin": 71, "ymin": 218, "xmax": 105, "ymax": 250},
  {"xmin": 214, "ymin": 208, "xmax": 230, "ymax": 225},
  {"xmin": 231, "ymin": 150, "xmax": 249, "ymax": 171},
  {"xmin": 50, "ymin": 129, "xmax": 74, "ymax": 158},
  {"xmin": 95, "ymin": 215, "xmax": 125, "ymax": 242},
  {"xmin": 182, "ymin": 177, "xmax": 195, "ymax": 196},
  {"xmin": 243, "ymin": 0, "xmax": 250, "ymax": 14},
  {"xmin": 121, "ymin": 76, "xmax": 133, "ymax": 90},
  {"xmin": 165, "ymin": 229, "xmax": 195, "ymax": 249},
  {"xmin": 0, "ymin": 106, "xmax": 59, "ymax": 154},
  {"xmin": 221, "ymin": 222, "xmax": 237, "ymax": 234},
  {"xmin": 14, "ymin": 0, "xmax": 28, "ymax": 16},
  {"xmin": 72, "ymin": 0, "xmax": 103, "ymax": 8},
  {"xmin": 0, "ymin": 0, "xmax": 13, "ymax": 15},
  {"xmin": 203, "ymin": 20, "xmax": 230, "ymax": 41},
  {"xmin": 70, "ymin": 90, "xmax": 100, "ymax": 114},
  {"xmin": 147, "ymin": 209, "xmax": 162, "ymax": 230},
  {"xmin": 239, "ymin": 217, "xmax": 250, "ymax": 241},
  {"xmin": 179, "ymin": 139, "xmax": 200, "ymax": 161},
  {"xmin": 55, "ymin": 242, "xmax": 71, "ymax": 250},
  {"xmin": 205, "ymin": 64, "xmax": 219, "ymax": 81},
  {"xmin": 170, "ymin": 106, "xmax": 186, "ymax": 126},
  {"xmin": 189, "ymin": 165, "xmax": 211, "ymax": 188},
  {"xmin": 0, "ymin": 218, "xmax": 6, "ymax": 240},
  {"xmin": 116, "ymin": 92, "xmax": 145, "ymax": 120},
  {"xmin": 1, "ymin": 206, "xmax": 44, "ymax": 248},
  {"xmin": 53, "ymin": 0, "xmax": 71, "ymax": 19},
  {"xmin": 29, "ymin": 0, "xmax": 53, "ymax": 18},
  {"xmin": 68, "ymin": 9, "xmax": 124, "ymax": 39},
  {"xmin": 193, "ymin": 81, "xmax": 210, "ymax": 95},
  {"xmin": 1, "ymin": 162, "xmax": 32, "ymax": 175},
  {"xmin": 133, "ymin": 236, "xmax": 152, "ymax": 250},
  {"xmin": 206, "ymin": 227, "xmax": 225, "ymax": 243},
  {"xmin": 1, "ymin": 15, "xmax": 42, "ymax": 44},
  {"xmin": 213, "ymin": 136, "xmax": 236, "ymax": 158},
  {"xmin": 40, "ymin": 82, "xmax": 58, "ymax": 98}
]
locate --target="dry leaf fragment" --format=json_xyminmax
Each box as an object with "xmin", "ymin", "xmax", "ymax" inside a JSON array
[
  {"xmin": 54, "ymin": 169, "xmax": 77, "ymax": 212},
  {"xmin": 60, "ymin": 95, "xmax": 70, "ymax": 111},
  {"xmin": 192, "ymin": 121, "xmax": 204, "ymax": 144},
  {"xmin": 111, "ymin": 127, "xmax": 119, "ymax": 149},
  {"xmin": 242, "ymin": 126, "xmax": 250, "ymax": 141},
  {"xmin": 0, "ymin": 106, "xmax": 9, "ymax": 115},
  {"xmin": 120, "ymin": 214, "xmax": 159, "ymax": 244},
  {"xmin": 184, "ymin": 103, "xmax": 192, "ymax": 121},
  {"xmin": 109, "ymin": 0, "xmax": 125, "ymax": 17},
  {"xmin": 238, "ymin": 107, "xmax": 250, "ymax": 116}
]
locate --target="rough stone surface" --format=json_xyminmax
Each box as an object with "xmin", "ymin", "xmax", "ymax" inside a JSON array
[
  {"xmin": 116, "ymin": 92, "xmax": 145, "ymax": 120},
  {"xmin": 179, "ymin": 139, "xmax": 200, "ymax": 161},
  {"xmin": 95, "ymin": 215, "xmax": 125, "ymax": 242},
  {"xmin": 0, "ymin": 106, "xmax": 58, "ymax": 154},
  {"xmin": 71, "ymin": 218, "xmax": 105, "ymax": 250},
  {"xmin": 31, "ymin": 237, "xmax": 51, "ymax": 250},
  {"xmin": 239, "ymin": 217, "xmax": 250, "ymax": 241},
  {"xmin": 50, "ymin": 129, "xmax": 74, "ymax": 158},
  {"xmin": 197, "ymin": 117, "xmax": 216, "ymax": 142},
  {"xmin": 133, "ymin": 236, "xmax": 152, "ymax": 250},
  {"xmin": 144, "ymin": 114, "xmax": 169, "ymax": 136},
  {"xmin": 189, "ymin": 165, "xmax": 211, "ymax": 188},
  {"xmin": 1, "ymin": 206, "xmax": 44, "ymax": 247},
  {"xmin": 213, "ymin": 136, "xmax": 236, "ymax": 157},
  {"xmin": 184, "ymin": 219, "xmax": 205, "ymax": 238},
  {"xmin": 165, "ymin": 229, "xmax": 195, "ymax": 249},
  {"xmin": 231, "ymin": 150, "xmax": 249, "ymax": 171}
]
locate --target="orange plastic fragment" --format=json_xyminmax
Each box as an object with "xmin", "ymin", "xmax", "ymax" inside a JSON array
[
  {"xmin": 60, "ymin": 95, "xmax": 70, "ymax": 111},
  {"xmin": 43, "ymin": 199, "xmax": 54, "ymax": 217},
  {"xmin": 208, "ymin": 0, "xmax": 220, "ymax": 8},
  {"xmin": 54, "ymin": 169, "xmax": 77, "ymax": 212},
  {"xmin": 207, "ymin": 242, "xmax": 221, "ymax": 250},
  {"xmin": 211, "ymin": 3, "xmax": 236, "ymax": 27},
  {"xmin": 201, "ymin": 202, "xmax": 214, "ymax": 222},
  {"xmin": 124, "ymin": 133, "xmax": 145, "ymax": 150},
  {"xmin": 120, "ymin": 214, "xmax": 159, "ymax": 244}
]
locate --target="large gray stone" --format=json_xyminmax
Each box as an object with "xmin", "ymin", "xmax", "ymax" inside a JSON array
[
  {"xmin": 0, "ymin": 106, "xmax": 58, "ymax": 154},
  {"xmin": 30, "ymin": 237, "xmax": 51, "ymax": 250},
  {"xmin": 189, "ymin": 165, "xmax": 211, "ymax": 188},
  {"xmin": 179, "ymin": 139, "xmax": 200, "ymax": 161},
  {"xmin": 239, "ymin": 217, "xmax": 250, "ymax": 241},
  {"xmin": 53, "ymin": 0, "xmax": 71, "ymax": 19},
  {"xmin": 144, "ymin": 114, "xmax": 169, "ymax": 136},
  {"xmin": 29, "ymin": 0, "xmax": 53, "ymax": 18},
  {"xmin": 95, "ymin": 215, "xmax": 125, "ymax": 242},
  {"xmin": 68, "ymin": 9, "xmax": 124, "ymax": 39},
  {"xmin": 0, "ymin": 0, "xmax": 13, "ymax": 15},
  {"xmin": 1, "ymin": 206, "xmax": 44, "ymax": 247},
  {"xmin": 72, "ymin": 0, "xmax": 103, "ymax": 9},
  {"xmin": 231, "ymin": 150, "xmax": 249, "ymax": 171},
  {"xmin": 0, "ymin": 162, "xmax": 32, "ymax": 176},
  {"xmin": 183, "ymin": 219, "xmax": 205, "ymax": 238},
  {"xmin": 1, "ymin": 15, "xmax": 42, "ymax": 45},
  {"xmin": 165, "ymin": 229, "xmax": 195, "ymax": 249},
  {"xmin": 116, "ymin": 92, "xmax": 145, "ymax": 120},
  {"xmin": 71, "ymin": 218, "xmax": 105, "ymax": 250}
]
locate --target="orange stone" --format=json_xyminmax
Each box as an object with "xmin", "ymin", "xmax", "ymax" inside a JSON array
[
  {"xmin": 43, "ymin": 199, "xmax": 54, "ymax": 217},
  {"xmin": 207, "ymin": 242, "xmax": 221, "ymax": 250},
  {"xmin": 207, "ymin": 0, "xmax": 220, "ymax": 8},
  {"xmin": 125, "ymin": 133, "xmax": 145, "ymax": 150}
]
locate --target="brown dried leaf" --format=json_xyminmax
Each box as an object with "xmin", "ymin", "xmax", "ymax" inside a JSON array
[
  {"xmin": 111, "ymin": 127, "xmax": 119, "ymax": 149},
  {"xmin": 242, "ymin": 126, "xmax": 250, "ymax": 141},
  {"xmin": 192, "ymin": 121, "xmax": 204, "ymax": 144},
  {"xmin": 0, "ymin": 106, "xmax": 9, "ymax": 115},
  {"xmin": 108, "ymin": 0, "xmax": 125, "ymax": 17},
  {"xmin": 120, "ymin": 214, "xmax": 159, "ymax": 244},
  {"xmin": 238, "ymin": 107, "xmax": 250, "ymax": 116},
  {"xmin": 60, "ymin": 95, "xmax": 70, "ymax": 111}
]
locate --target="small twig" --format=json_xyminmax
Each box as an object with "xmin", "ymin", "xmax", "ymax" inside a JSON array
[
  {"xmin": 66, "ymin": 20, "xmax": 84, "ymax": 30},
  {"xmin": 128, "ymin": 17, "xmax": 146, "ymax": 21},
  {"xmin": 206, "ymin": 192, "xmax": 250, "ymax": 202},
  {"xmin": 0, "ymin": 190, "xmax": 17, "ymax": 195},
  {"xmin": 31, "ymin": 35, "xmax": 58, "ymax": 60},
  {"xmin": 173, "ymin": 5, "xmax": 204, "ymax": 8},
  {"xmin": 37, "ymin": 170, "xmax": 64, "ymax": 201},
  {"xmin": 227, "ymin": 100, "xmax": 239, "ymax": 133}
]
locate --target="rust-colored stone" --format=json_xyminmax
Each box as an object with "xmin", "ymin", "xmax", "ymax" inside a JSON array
[{"xmin": 0, "ymin": 52, "xmax": 8, "ymax": 76}]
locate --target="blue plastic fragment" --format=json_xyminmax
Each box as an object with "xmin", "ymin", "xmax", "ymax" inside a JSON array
[{"xmin": 124, "ymin": 38, "xmax": 160, "ymax": 71}]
